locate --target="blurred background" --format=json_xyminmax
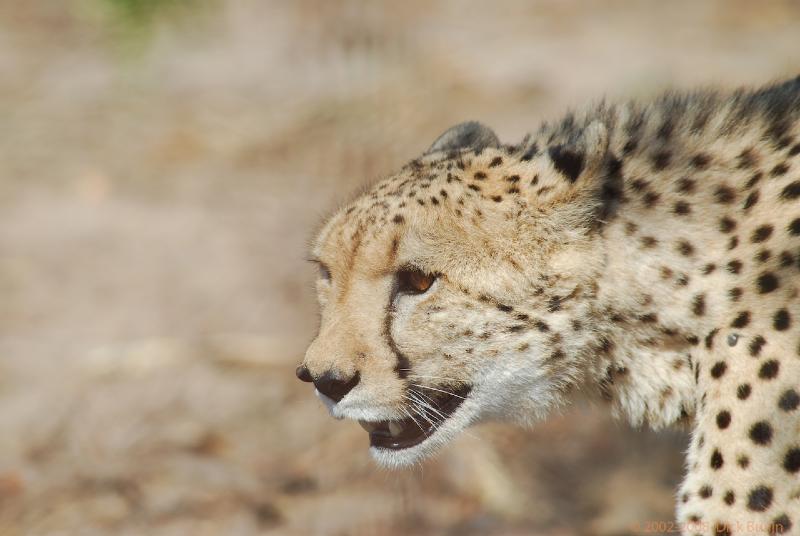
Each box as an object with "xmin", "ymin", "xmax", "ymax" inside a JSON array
[{"xmin": 1, "ymin": 1, "xmax": 799, "ymax": 534}]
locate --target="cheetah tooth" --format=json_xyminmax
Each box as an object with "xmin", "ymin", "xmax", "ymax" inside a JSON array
[{"xmin": 388, "ymin": 421, "xmax": 404, "ymax": 437}]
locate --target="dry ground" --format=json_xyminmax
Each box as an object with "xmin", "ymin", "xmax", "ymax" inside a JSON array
[{"xmin": 1, "ymin": 1, "xmax": 799, "ymax": 534}]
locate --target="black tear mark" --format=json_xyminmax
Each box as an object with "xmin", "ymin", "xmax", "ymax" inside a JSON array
[
  {"xmin": 548, "ymin": 145, "xmax": 585, "ymax": 182},
  {"xmin": 384, "ymin": 287, "xmax": 411, "ymax": 379}
]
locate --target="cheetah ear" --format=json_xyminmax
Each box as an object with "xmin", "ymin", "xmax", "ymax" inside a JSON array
[
  {"xmin": 547, "ymin": 120, "xmax": 608, "ymax": 183},
  {"xmin": 425, "ymin": 121, "xmax": 500, "ymax": 155}
]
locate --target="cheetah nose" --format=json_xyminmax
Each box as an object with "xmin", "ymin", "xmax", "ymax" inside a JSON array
[
  {"xmin": 296, "ymin": 364, "xmax": 313, "ymax": 383},
  {"xmin": 313, "ymin": 370, "xmax": 361, "ymax": 402}
]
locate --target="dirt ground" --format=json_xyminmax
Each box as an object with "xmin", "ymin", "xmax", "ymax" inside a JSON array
[{"xmin": 1, "ymin": 1, "xmax": 799, "ymax": 534}]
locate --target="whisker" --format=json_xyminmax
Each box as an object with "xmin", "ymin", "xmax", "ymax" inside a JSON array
[
  {"xmin": 409, "ymin": 389, "xmax": 448, "ymax": 419},
  {"xmin": 402, "ymin": 394, "xmax": 437, "ymax": 428},
  {"xmin": 412, "ymin": 384, "xmax": 468, "ymax": 400},
  {"xmin": 399, "ymin": 402, "xmax": 426, "ymax": 430}
]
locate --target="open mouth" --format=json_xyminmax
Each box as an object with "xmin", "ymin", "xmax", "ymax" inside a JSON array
[{"xmin": 358, "ymin": 384, "xmax": 471, "ymax": 450}]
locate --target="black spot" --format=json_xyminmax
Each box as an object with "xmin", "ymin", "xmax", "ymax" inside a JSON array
[
  {"xmin": 702, "ymin": 263, "xmax": 716, "ymax": 275},
  {"xmin": 691, "ymin": 153, "xmax": 711, "ymax": 169},
  {"xmin": 770, "ymin": 515, "xmax": 792, "ymax": 535},
  {"xmin": 691, "ymin": 294, "xmax": 706, "ymax": 316},
  {"xmin": 778, "ymin": 389, "xmax": 799, "ymax": 411},
  {"xmin": 752, "ymin": 224, "xmax": 774, "ymax": 243},
  {"xmin": 788, "ymin": 218, "xmax": 800, "ymax": 236},
  {"xmin": 497, "ymin": 303, "xmax": 513, "ymax": 313},
  {"xmin": 784, "ymin": 448, "xmax": 800, "ymax": 473},
  {"xmin": 710, "ymin": 361, "xmax": 727, "ymax": 379},
  {"xmin": 737, "ymin": 384, "xmax": 752, "ymax": 400},
  {"xmin": 699, "ymin": 485, "xmax": 713, "ymax": 499},
  {"xmin": 716, "ymin": 410, "xmax": 731, "ymax": 429},
  {"xmin": 505, "ymin": 175, "xmax": 520, "ymax": 183},
  {"xmin": 491, "ymin": 195, "xmax": 502, "ymax": 203},
  {"xmin": 639, "ymin": 312, "xmax": 657, "ymax": 323},
  {"xmin": 548, "ymin": 145, "xmax": 584, "ymax": 182},
  {"xmin": 738, "ymin": 455, "xmax": 750, "ymax": 468},
  {"xmin": 781, "ymin": 181, "xmax": 800, "ymax": 200},
  {"xmin": 727, "ymin": 260, "xmax": 742, "ymax": 274},
  {"xmin": 520, "ymin": 144, "xmax": 539, "ymax": 161},
  {"xmin": 759, "ymin": 360, "xmax": 780, "ymax": 380},
  {"xmin": 779, "ymin": 250, "xmax": 795, "ymax": 267},
  {"xmin": 705, "ymin": 328, "xmax": 719, "ymax": 349},
  {"xmin": 723, "ymin": 490, "xmax": 735, "ymax": 505},
  {"xmin": 728, "ymin": 288, "xmax": 743, "ymax": 302},
  {"xmin": 677, "ymin": 240, "xmax": 694, "ymax": 256},
  {"xmin": 747, "ymin": 486, "xmax": 773, "ymax": 512},
  {"xmin": 674, "ymin": 201, "xmax": 691, "ymax": 215},
  {"xmin": 547, "ymin": 296, "xmax": 562, "ymax": 312},
  {"xmin": 731, "ymin": 311, "xmax": 750, "ymax": 328},
  {"xmin": 677, "ymin": 177, "xmax": 696, "ymax": 194},
  {"xmin": 643, "ymin": 191, "xmax": 660, "ymax": 207},
  {"xmin": 719, "ymin": 217, "xmax": 737, "ymax": 233},
  {"xmin": 652, "ymin": 150, "xmax": 671, "ymax": 170},
  {"xmin": 627, "ymin": 180, "xmax": 648, "ymax": 195},
  {"xmin": 467, "ymin": 184, "xmax": 481, "ymax": 192},
  {"xmin": 599, "ymin": 161, "xmax": 624, "ymax": 221},
  {"xmin": 489, "ymin": 156, "xmax": 503, "ymax": 167},
  {"xmin": 728, "ymin": 236, "xmax": 739, "ymax": 250},
  {"xmin": 791, "ymin": 143, "xmax": 800, "ymax": 156},
  {"xmin": 738, "ymin": 147, "xmax": 758, "ymax": 168},
  {"xmin": 474, "ymin": 171, "xmax": 487, "ymax": 180},
  {"xmin": 743, "ymin": 190, "xmax": 760, "ymax": 210},
  {"xmin": 746, "ymin": 171, "xmax": 763, "ymax": 189},
  {"xmin": 773, "ymin": 309, "xmax": 791, "ymax": 331},
  {"xmin": 757, "ymin": 272, "xmax": 779, "ymax": 293},
  {"xmin": 430, "ymin": 197, "xmax": 440, "ymax": 205},
  {"xmin": 756, "ymin": 249, "xmax": 772, "ymax": 263},
  {"xmin": 748, "ymin": 335, "xmax": 766, "ymax": 356},
  {"xmin": 749, "ymin": 421, "xmax": 773, "ymax": 445},
  {"xmin": 640, "ymin": 236, "xmax": 658, "ymax": 248},
  {"xmin": 710, "ymin": 449, "xmax": 724, "ymax": 469},
  {"xmin": 714, "ymin": 185, "xmax": 736, "ymax": 204},
  {"xmin": 392, "ymin": 214, "xmax": 405, "ymax": 224},
  {"xmin": 771, "ymin": 162, "xmax": 790, "ymax": 176}
]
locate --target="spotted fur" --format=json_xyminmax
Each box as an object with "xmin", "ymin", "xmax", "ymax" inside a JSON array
[{"xmin": 303, "ymin": 77, "xmax": 800, "ymax": 534}]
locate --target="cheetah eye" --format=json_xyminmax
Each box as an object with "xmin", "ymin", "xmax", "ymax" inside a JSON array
[
  {"xmin": 318, "ymin": 263, "xmax": 331, "ymax": 282},
  {"xmin": 396, "ymin": 267, "xmax": 436, "ymax": 295}
]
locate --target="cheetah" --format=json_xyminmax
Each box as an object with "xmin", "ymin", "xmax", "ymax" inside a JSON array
[{"xmin": 298, "ymin": 77, "xmax": 800, "ymax": 534}]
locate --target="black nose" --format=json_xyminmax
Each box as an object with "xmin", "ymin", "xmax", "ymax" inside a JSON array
[
  {"xmin": 296, "ymin": 365, "xmax": 313, "ymax": 382},
  {"xmin": 313, "ymin": 371, "xmax": 361, "ymax": 402}
]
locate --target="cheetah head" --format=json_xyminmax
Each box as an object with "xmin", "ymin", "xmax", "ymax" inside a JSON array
[{"xmin": 300, "ymin": 121, "xmax": 612, "ymax": 467}]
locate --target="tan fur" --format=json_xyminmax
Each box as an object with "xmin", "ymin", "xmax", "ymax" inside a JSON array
[{"xmin": 304, "ymin": 78, "xmax": 800, "ymax": 533}]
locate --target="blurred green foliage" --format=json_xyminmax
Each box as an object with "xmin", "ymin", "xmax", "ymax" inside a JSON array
[
  {"xmin": 101, "ymin": 0, "xmax": 198, "ymax": 25},
  {"xmin": 90, "ymin": 0, "xmax": 214, "ymax": 55}
]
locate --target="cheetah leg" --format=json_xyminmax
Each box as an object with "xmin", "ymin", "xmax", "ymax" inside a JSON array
[{"xmin": 676, "ymin": 323, "xmax": 800, "ymax": 535}]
